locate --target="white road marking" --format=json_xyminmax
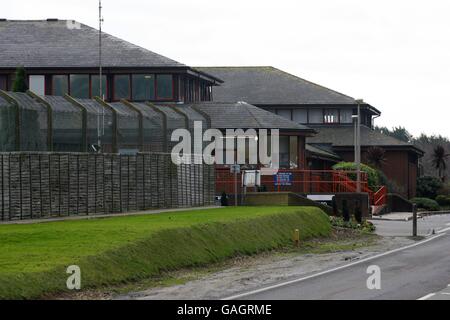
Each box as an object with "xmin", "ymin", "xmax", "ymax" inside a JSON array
[
  {"xmin": 223, "ymin": 233, "xmax": 446, "ymax": 300},
  {"xmin": 437, "ymin": 227, "xmax": 450, "ymax": 234},
  {"xmin": 441, "ymin": 293, "xmax": 450, "ymax": 295},
  {"xmin": 418, "ymin": 293, "xmax": 436, "ymax": 300}
]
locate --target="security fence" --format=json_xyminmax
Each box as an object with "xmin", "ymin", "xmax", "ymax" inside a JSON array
[
  {"xmin": 0, "ymin": 91, "xmax": 211, "ymax": 154},
  {"xmin": 0, "ymin": 152, "xmax": 215, "ymax": 221}
]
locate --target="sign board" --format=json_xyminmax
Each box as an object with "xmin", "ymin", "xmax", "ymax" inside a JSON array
[
  {"xmin": 230, "ymin": 164, "xmax": 241, "ymax": 174},
  {"xmin": 242, "ymin": 170, "xmax": 261, "ymax": 187},
  {"xmin": 273, "ymin": 172, "xmax": 293, "ymax": 186}
]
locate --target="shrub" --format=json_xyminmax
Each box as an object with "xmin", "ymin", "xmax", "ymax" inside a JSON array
[
  {"xmin": 416, "ymin": 176, "xmax": 443, "ymax": 199},
  {"xmin": 332, "ymin": 162, "xmax": 381, "ymax": 191},
  {"xmin": 12, "ymin": 66, "xmax": 28, "ymax": 92},
  {"xmin": 435, "ymin": 195, "xmax": 450, "ymax": 206},
  {"xmin": 411, "ymin": 197, "xmax": 440, "ymax": 211}
]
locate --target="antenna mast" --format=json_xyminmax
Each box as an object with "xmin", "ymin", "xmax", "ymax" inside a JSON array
[{"xmin": 97, "ymin": 0, "xmax": 105, "ymax": 147}]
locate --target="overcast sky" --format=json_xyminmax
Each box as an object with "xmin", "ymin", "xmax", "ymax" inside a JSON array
[{"xmin": 4, "ymin": 0, "xmax": 450, "ymax": 137}]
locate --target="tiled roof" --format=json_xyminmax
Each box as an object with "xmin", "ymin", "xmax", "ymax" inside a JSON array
[
  {"xmin": 196, "ymin": 66, "xmax": 359, "ymax": 105},
  {"xmin": 192, "ymin": 101, "xmax": 314, "ymax": 132},
  {"xmin": 307, "ymin": 126, "xmax": 423, "ymax": 154},
  {"xmin": 0, "ymin": 20, "xmax": 185, "ymax": 68}
]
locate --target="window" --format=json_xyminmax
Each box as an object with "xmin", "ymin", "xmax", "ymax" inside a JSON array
[
  {"xmin": 293, "ymin": 109, "xmax": 308, "ymax": 123},
  {"xmin": 309, "ymin": 109, "xmax": 323, "ymax": 123},
  {"xmin": 279, "ymin": 136, "xmax": 290, "ymax": 168},
  {"xmin": 52, "ymin": 75, "xmax": 69, "ymax": 96},
  {"xmin": 324, "ymin": 109, "xmax": 339, "ymax": 123},
  {"xmin": 340, "ymin": 109, "xmax": 353, "ymax": 123},
  {"xmin": 91, "ymin": 75, "xmax": 107, "ymax": 98},
  {"xmin": 156, "ymin": 74, "xmax": 173, "ymax": 99},
  {"xmin": 29, "ymin": 75, "xmax": 45, "ymax": 95},
  {"xmin": 114, "ymin": 75, "xmax": 130, "ymax": 100},
  {"xmin": 70, "ymin": 75, "xmax": 89, "ymax": 99},
  {"xmin": 289, "ymin": 136, "xmax": 298, "ymax": 169},
  {"xmin": 0, "ymin": 75, "xmax": 7, "ymax": 91},
  {"xmin": 132, "ymin": 74, "xmax": 155, "ymax": 101},
  {"xmin": 277, "ymin": 109, "xmax": 292, "ymax": 120}
]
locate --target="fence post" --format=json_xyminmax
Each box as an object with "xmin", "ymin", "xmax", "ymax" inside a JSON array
[
  {"xmin": 412, "ymin": 204, "xmax": 418, "ymax": 237},
  {"xmin": 145, "ymin": 102, "xmax": 168, "ymax": 153},
  {"xmin": 94, "ymin": 97, "xmax": 118, "ymax": 154}
]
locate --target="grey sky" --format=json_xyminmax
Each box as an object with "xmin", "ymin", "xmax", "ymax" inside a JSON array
[{"xmin": 4, "ymin": 0, "xmax": 449, "ymax": 137}]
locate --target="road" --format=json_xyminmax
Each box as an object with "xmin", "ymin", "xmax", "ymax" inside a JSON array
[{"xmin": 225, "ymin": 215, "xmax": 450, "ymax": 300}]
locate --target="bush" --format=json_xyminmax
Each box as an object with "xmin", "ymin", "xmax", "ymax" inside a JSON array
[
  {"xmin": 435, "ymin": 195, "xmax": 450, "ymax": 206},
  {"xmin": 416, "ymin": 176, "xmax": 443, "ymax": 199},
  {"xmin": 411, "ymin": 197, "xmax": 440, "ymax": 211},
  {"xmin": 332, "ymin": 162, "xmax": 381, "ymax": 191},
  {"xmin": 329, "ymin": 216, "xmax": 376, "ymax": 233}
]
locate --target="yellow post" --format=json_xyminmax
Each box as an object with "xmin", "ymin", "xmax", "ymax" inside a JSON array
[{"xmin": 293, "ymin": 229, "xmax": 300, "ymax": 247}]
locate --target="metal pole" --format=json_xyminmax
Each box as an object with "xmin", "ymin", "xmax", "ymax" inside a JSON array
[
  {"xmin": 412, "ymin": 204, "xmax": 417, "ymax": 237},
  {"xmin": 356, "ymin": 100, "xmax": 362, "ymax": 193},
  {"xmin": 234, "ymin": 166, "xmax": 238, "ymax": 206}
]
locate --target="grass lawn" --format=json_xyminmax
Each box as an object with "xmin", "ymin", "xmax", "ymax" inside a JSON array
[{"xmin": 0, "ymin": 206, "xmax": 331, "ymax": 299}]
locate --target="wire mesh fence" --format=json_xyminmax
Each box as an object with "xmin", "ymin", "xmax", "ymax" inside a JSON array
[
  {"xmin": 0, "ymin": 92, "xmax": 211, "ymax": 155},
  {"xmin": 0, "ymin": 152, "xmax": 215, "ymax": 221}
]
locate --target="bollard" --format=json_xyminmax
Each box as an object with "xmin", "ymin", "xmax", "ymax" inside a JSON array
[
  {"xmin": 293, "ymin": 229, "xmax": 300, "ymax": 247},
  {"xmin": 412, "ymin": 204, "xmax": 417, "ymax": 237}
]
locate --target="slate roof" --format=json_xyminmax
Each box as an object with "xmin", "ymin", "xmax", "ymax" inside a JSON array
[
  {"xmin": 306, "ymin": 144, "xmax": 341, "ymax": 161},
  {"xmin": 191, "ymin": 102, "xmax": 315, "ymax": 132},
  {"xmin": 0, "ymin": 20, "xmax": 185, "ymax": 68},
  {"xmin": 196, "ymin": 66, "xmax": 360, "ymax": 105},
  {"xmin": 307, "ymin": 126, "xmax": 423, "ymax": 154}
]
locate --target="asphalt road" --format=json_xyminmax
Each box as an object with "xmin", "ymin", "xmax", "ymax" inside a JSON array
[{"xmin": 225, "ymin": 215, "xmax": 450, "ymax": 300}]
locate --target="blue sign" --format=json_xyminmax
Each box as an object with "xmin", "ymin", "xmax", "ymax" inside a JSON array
[{"xmin": 274, "ymin": 172, "xmax": 293, "ymax": 186}]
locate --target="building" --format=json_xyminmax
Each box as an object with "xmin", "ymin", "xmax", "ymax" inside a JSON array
[
  {"xmin": 0, "ymin": 19, "xmax": 313, "ymax": 172},
  {"xmin": 0, "ymin": 19, "xmax": 421, "ymax": 199},
  {"xmin": 197, "ymin": 67, "xmax": 423, "ymax": 198},
  {"xmin": 0, "ymin": 19, "xmax": 221, "ymax": 103}
]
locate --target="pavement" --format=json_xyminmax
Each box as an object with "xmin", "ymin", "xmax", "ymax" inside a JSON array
[{"xmin": 223, "ymin": 214, "xmax": 450, "ymax": 300}]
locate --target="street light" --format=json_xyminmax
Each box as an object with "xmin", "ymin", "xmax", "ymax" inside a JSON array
[{"xmin": 353, "ymin": 99, "xmax": 364, "ymax": 193}]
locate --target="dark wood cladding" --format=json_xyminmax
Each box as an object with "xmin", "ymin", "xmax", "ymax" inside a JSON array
[{"xmin": 337, "ymin": 148, "xmax": 419, "ymax": 199}]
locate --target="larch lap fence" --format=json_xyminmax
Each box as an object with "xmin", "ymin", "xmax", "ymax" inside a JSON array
[{"xmin": 0, "ymin": 152, "xmax": 215, "ymax": 221}]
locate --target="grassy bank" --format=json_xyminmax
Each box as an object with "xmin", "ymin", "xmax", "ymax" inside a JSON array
[{"xmin": 0, "ymin": 206, "xmax": 331, "ymax": 299}]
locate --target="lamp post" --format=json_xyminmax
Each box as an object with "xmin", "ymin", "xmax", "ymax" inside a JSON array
[{"xmin": 353, "ymin": 99, "xmax": 364, "ymax": 193}]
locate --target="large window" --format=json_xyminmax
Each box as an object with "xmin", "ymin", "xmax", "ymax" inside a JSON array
[
  {"xmin": 91, "ymin": 75, "xmax": 107, "ymax": 98},
  {"xmin": 293, "ymin": 109, "xmax": 308, "ymax": 123},
  {"xmin": 29, "ymin": 75, "xmax": 45, "ymax": 95},
  {"xmin": 277, "ymin": 109, "xmax": 292, "ymax": 120},
  {"xmin": 52, "ymin": 75, "xmax": 69, "ymax": 96},
  {"xmin": 0, "ymin": 75, "xmax": 8, "ymax": 91},
  {"xmin": 132, "ymin": 74, "xmax": 155, "ymax": 101},
  {"xmin": 324, "ymin": 109, "xmax": 339, "ymax": 123},
  {"xmin": 279, "ymin": 136, "xmax": 290, "ymax": 168},
  {"xmin": 340, "ymin": 109, "xmax": 353, "ymax": 123},
  {"xmin": 156, "ymin": 74, "xmax": 173, "ymax": 99},
  {"xmin": 309, "ymin": 109, "xmax": 323, "ymax": 123},
  {"xmin": 114, "ymin": 75, "xmax": 130, "ymax": 100},
  {"xmin": 70, "ymin": 74, "xmax": 89, "ymax": 99}
]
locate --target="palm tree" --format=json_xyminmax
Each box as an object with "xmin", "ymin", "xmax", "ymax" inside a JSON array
[
  {"xmin": 366, "ymin": 147, "xmax": 387, "ymax": 169},
  {"xmin": 431, "ymin": 145, "xmax": 449, "ymax": 182}
]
